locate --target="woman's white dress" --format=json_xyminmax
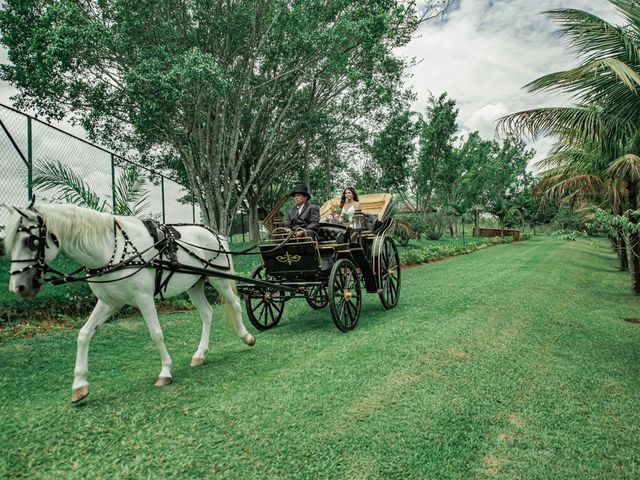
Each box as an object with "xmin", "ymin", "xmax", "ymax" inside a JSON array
[{"xmin": 341, "ymin": 205, "xmax": 356, "ymax": 220}]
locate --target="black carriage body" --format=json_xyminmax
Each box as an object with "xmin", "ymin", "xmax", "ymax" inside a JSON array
[{"xmin": 242, "ymin": 194, "xmax": 400, "ymax": 332}]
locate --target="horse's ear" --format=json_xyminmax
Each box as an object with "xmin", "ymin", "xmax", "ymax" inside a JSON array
[
  {"xmin": 28, "ymin": 194, "xmax": 36, "ymax": 209},
  {"xmin": 14, "ymin": 207, "xmax": 31, "ymax": 220}
]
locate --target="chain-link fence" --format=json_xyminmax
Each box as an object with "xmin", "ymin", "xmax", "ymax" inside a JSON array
[{"xmin": 0, "ymin": 103, "xmax": 200, "ymax": 230}]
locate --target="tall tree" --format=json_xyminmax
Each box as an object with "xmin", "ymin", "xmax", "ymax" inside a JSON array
[
  {"xmin": 0, "ymin": 0, "xmax": 450, "ymax": 234},
  {"xmin": 413, "ymin": 92, "xmax": 458, "ymax": 210},
  {"xmin": 370, "ymin": 108, "xmax": 416, "ymax": 201}
]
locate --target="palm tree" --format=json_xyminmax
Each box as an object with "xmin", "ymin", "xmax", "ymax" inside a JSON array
[
  {"xmin": 499, "ymin": 0, "xmax": 640, "ymax": 292},
  {"xmin": 486, "ymin": 196, "xmax": 510, "ymax": 236},
  {"xmin": 32, "ymin": 158, "xmax": 150, "ymax": 216},
  {"xmin": 446, "ymin": 200, "xmax": 470, "ymax": 247},
  {"xmin": 535, "ymin": 140, "xmax": 630, "ymax": 270}
]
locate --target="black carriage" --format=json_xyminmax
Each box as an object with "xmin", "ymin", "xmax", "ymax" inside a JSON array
[{"xmin": 238, "ymin": 193, "xmax": 401, "ymax": 332}]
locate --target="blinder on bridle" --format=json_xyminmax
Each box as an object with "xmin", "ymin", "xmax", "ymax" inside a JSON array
[{"xmin": 10, "ymin": 211, "xmax": 59, "ymax": 287}]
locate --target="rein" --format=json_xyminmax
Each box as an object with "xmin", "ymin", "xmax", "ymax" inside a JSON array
[{"xmin": 10, "ymin": 215, "xmax": 294, "ymax": 294}]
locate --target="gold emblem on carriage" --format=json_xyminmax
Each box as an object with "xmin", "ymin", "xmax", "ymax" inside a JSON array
[{"xmin": 276, "ymin": 252, "xmax": 301, "ymax": 265}]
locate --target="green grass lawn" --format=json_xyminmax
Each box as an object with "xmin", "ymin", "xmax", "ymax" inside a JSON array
[{"xmin": 2, "ymin": 236, "xmax": 640, "ymax": 478}]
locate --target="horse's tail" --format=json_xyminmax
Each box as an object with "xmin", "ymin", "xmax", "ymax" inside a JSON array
[{"xmin": 219, "ymin": 279, "xmax": 239, "ymax": 332}]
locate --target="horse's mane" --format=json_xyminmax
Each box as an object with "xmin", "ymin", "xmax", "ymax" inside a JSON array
[
  {"xmin": 6, "ymin": 203, "xmax": 116, "ymax": 256},
  {"xmin": 5, "ymin": 211, "xmax": 21, "ymax": 256}
]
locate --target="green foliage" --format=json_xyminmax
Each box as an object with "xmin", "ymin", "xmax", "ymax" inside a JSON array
[
  {"xmin": 369, "ymin": 109, "xmax": 416, "ymax": 195},
  {"xmin": 414, "ymin": 93, "xmax": 458, "ymax": 208},
  {"xmin": 552, "ymin": 229, "xmax": 589, "ymax": 241},
  {"xmin": 421, "ymin": 209, "xmax": 451, "ymax": 240},
  {"xmin": 32, "ymin": 158, "xmax": 150, "ymax": 215},
  {"xmin": 398, "ymin": 235, "xmax": 518, "ymax": 265},
  {"xmin": 0, "ymin": 0, "xmax": 441, "ymax": 233}
]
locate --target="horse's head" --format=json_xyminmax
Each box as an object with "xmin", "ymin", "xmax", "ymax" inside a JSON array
[{"xmin": 5, "ymin": 205, "xmax": 60, "ymax": 298}]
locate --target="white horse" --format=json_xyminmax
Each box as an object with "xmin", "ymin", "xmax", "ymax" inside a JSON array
[{"xmin": 4, "ymin": 201, "xmax": 255, "ymax": 403}]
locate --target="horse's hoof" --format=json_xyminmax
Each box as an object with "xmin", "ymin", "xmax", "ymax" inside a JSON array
[
  {"xmin": 71, "ymin": 386, "xmax": 89, "ymax": 403},
  {"xmin": 191, "ymin": 357, "xmax": 204, "ymax": 367},
  {"xmin": 154, "ymin": 376, "xmax": 172, "ymax": 387},
  {"xmin": 246, "ymin": 335, "xmax": 256, "ymax": 347}
]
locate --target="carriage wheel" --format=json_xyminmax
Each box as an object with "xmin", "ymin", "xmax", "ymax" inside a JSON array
[
  {"xmin": 304, "ymin": 284, "xmax": 329, "ymax": 310},
  {"xmin": 328, "ymin": 259, "xmax": 362, "ymax": 332},
  {"xmin": 245, "ymin": 265, "xmax": 285, "ymax": 330},
  {"xmin": 377, "ymin": 237, "xmax": 401, "ymax": 309}
]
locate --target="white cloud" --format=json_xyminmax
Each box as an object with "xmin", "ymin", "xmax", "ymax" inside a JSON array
[
  {"xmin": 466, "ymin": 102, "xmax": 509, "ymax": 139},
  {"xmin": 400, "ymin": 0, "xmax": 622, "ymax": 161}
]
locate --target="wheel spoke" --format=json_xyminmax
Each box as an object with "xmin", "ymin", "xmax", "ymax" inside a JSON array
[
  {"xmin": 251, "ymin": 298, "xmax": 266, "ymax": 314},
  {"xmin": 265, "ymin": 302, "xmax": 275, "ymax": 324},
  {"xmin": 346, "ymin": 301, "xmax": 357, "ymax": 323}
]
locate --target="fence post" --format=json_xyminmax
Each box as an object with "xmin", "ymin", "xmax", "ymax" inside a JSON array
[
  {"xmin": 27, "ymin": 116, "xmax": 32, "ymax": 200},
  {"xmin": 161, "ymin": 176, "xmax": 166, "ymax": 224},
  {"xmin": 241, "ymin": 210, "xmax": 245, "ymax": 243},
  {"xmin": 110, "ymin": 154, "xmax": 116, "ymax": 212}
]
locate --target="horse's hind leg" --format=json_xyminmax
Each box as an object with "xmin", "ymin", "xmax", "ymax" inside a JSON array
[
  {"xmin": 136, "ymin": 296, "xmax": 173, "ymax": 387},
  {"xmin": 209, "ymin": 278, "xmax": 256, "ymax": 347},
  {"xmin": 187, "ymin": 279, "xmax": 213, "ymax": 367},
  {"xmin": 72, "ymin": 299, "xmax": 122, "ymax": 403}
]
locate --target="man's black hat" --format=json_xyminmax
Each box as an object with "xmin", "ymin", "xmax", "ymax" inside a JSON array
[{"xmin": 290, "ymin": 184, "xmax": 311, "ymax": 200}]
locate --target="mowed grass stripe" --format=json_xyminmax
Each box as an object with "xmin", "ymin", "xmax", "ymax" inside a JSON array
[{"xmin": 1, "ymin": 237, "xmax": 640, "ymax": 479}]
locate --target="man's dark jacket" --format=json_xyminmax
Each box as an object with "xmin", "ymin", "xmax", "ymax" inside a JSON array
[{"xmin": 287, "ymin": 202, "xmax": 320, "ymax": 233}]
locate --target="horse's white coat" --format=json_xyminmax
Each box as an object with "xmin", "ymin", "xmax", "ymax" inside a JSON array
[{"xmin": 6, "ymin": 202, "xmax": 255, "ymax": 401}]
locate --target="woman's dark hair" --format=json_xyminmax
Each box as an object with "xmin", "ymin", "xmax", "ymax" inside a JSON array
[{"xmin": 340, "ymin": 187, "xmax": 359, "ymax": 208}]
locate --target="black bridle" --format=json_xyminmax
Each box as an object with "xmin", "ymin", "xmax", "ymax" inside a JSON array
[{"xmin": 9, "ymin": 213, "xmax": 59, "ymax": 288}]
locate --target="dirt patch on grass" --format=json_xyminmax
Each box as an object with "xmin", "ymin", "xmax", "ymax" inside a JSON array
[
  {"xmin": 482, "ymin": 455, "xmax": 503, "ymax": 475},
  {"xmin": 446, "ymin": 348, "xmax": 471, "ymax": 361},
  {"xmin": 351, "ymin": 371, "xmax": 420, "ymax": 417},
  {"xmin": 624, "ymin": 317, "xmax": 640, "ymax": 324},
  {"xmin": 497, "ymin": 432, "xmax": 515, "ymax": 442},
  {"xmin": 508, "ymin": 414, "xmax": 526, "ymax": 429}
]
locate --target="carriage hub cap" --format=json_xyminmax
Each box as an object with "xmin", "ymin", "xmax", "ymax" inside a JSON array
[{"xmin": 343, "ymin": 289, "xmax": 353, "ymax": 300}]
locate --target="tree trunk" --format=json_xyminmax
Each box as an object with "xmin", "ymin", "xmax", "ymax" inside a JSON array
[
  {"xmin": 461, "ymin": 221, "xmax": 466, "ymax": 248},
  {"xmin": 618, "ymin": 230, "xmax": 629, "ymax": 271},
  {"xmin": 247, "ymin": 206, "xmax": 260, "ymax": 242},
  {"xmin": 610, "ymin": 233, "xmax": 618, "ymax": 252},
  {"xmin": 474, "ymin": 211, "xmax": 480, "ymax": 236},
  {"xmin": 628, "ymin": 181, "xmax": 640, "ymax": 293}
]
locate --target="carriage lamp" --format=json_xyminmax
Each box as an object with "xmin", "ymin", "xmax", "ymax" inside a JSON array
[{"xmin": 351, "ymin": 210, "xmax": 366, "ymax": 230}]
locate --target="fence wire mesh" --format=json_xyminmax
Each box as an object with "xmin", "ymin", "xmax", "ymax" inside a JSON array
[{"xmin": 0, "ymin": 104, "xmax": 199, "ymax": 232}]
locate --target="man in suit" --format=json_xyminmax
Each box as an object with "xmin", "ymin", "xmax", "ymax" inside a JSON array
[{"xmin": 287, "ymin": 184, "xmax": 320, "ymax": 240}]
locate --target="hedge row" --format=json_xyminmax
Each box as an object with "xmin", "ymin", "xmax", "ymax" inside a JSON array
[{"xmin": 398, "ymin": 234, "xmax": 528, "ymax": 266}]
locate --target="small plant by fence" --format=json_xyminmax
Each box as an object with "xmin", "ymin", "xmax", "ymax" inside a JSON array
[{"xmin": 0, "ymin": 103, "xmax": 199, "ymax": 229}]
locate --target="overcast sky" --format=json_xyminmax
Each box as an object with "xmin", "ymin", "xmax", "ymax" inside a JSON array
[
  {"xmin": 399, "ymin": 0, "xmax": 620, "ymax": 166},
  {"xmin": 0, "ymin": 0, "xmax": 623, "ymax": 168}
]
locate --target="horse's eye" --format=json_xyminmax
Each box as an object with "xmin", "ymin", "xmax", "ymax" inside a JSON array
[{"xmin": 24, "ymin": 236, "xmax": 39, "ymax": 251}]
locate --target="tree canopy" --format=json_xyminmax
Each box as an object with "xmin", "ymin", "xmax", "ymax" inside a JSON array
[{"xmin": 0, "ymin": 0, "xmax": 450, "ymax": 233}]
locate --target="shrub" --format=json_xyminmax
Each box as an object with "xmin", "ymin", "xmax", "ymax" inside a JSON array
[{"xmin": 421, "ymin": 210, "xmax": 451, "ymax": 240}]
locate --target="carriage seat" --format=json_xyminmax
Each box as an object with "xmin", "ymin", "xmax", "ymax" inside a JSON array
[{"xmin": 317, "ymin": 222, "xmax": 348, "ymax": 244}]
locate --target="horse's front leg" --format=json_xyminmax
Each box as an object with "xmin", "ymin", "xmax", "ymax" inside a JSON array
[
  {"xmin": 137, "ymin": 296, "xmax": 173, "ymax": 387},
  {"xmin": 72, "ymin": 299, "xmax": 122, "ymax": 403}
]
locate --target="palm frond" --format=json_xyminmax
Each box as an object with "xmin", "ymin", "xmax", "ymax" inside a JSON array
[
  {"xmin": 606, "ymin": 153, "xmax": 640, "ymax": 182},
  {"xmin": 32, "ymin": 158, "xmax": 107, "ymax": 211},
  {"xmin": 544, "ymin": 8, "xmax": 640, "ymax": 65},
  {"xmin": 113, "ymin": 167, "xmax": 151, "ymax": 216}
]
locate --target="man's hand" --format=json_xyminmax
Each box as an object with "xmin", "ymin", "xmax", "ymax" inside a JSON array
[{"xmin": 296, "ymin": 228, "xmax": 305, "ymax": 238}]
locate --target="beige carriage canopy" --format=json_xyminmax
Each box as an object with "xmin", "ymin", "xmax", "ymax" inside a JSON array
[{"xmin": 319, "ymin": 193, "xmax": 392, "ymax": 220}]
